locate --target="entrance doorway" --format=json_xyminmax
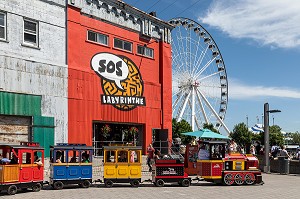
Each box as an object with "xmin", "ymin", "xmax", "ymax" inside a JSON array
[{"xmin": 92, "ymin": 122, "xmax": 144, "ymax": 156}]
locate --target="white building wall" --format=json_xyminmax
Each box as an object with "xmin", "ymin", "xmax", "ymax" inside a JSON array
[{"xmin": 0, "ymin": 0, "xmax": 68, "ymax": 143}]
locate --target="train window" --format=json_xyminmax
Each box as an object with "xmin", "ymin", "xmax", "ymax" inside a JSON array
[
  {"xmin": 129, "ymin": 150, "xmax": 140, "ymax": 163},
  {"xmin": 198, "ymin": 144, "xmax": 210, "ymax": 160},
  {"xmin": 55, "ymin": 150, "xmax": 67, "ymax": 163},
  {"xmin": 211, "ymin": 144, "xmax": 224, "ymax": 160},
  {"xmin": 117, "ymin": 151, "xmax": 128, "ymax": 163},
  {"xmin": 34, "ymin": 151, "xmax": 43, "ymax": 162},
  {"xmin": 105, "ymin": 150, "xmax": 115, "ymax": 163},
  {"xmin": 9, "ymin": 151, "xmax": 19, "ymax": 164},
  {"xmin": 68, "ymin": 150, "xmax": 79, "ymax": 163},
  {"xmin": 22, "ymin": 152, "xmax": 32, "ymax": 164},
  {"xmin": 81, "ymin": 151, "xmax": 91, "ymax": 163}
]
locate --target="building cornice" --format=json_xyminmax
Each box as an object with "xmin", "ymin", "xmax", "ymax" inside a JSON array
[{"xmin": 68, "ymin": 0, "xmax": 174, "ymax": 43}]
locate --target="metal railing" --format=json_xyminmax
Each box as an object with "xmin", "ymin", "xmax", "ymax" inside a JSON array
[
  {"xmin": 92, "ymin": 140, "xmax": 141, "ymax": 157},
  {"xmin": 152, "ymin": 140, "xmax": 185, "ymax": 162}
]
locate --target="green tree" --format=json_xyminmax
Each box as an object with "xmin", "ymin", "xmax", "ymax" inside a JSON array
[
  {"xmin": 269, "ymin": 125, "xmax": 284, "ymax": 146},
  {"xmin": 292, "ymin": 132, "xmax": 300, "ymax": 144},
  {"xmin": 230, "ymin": 123, "xmax": 252, "ymax": 149},
  {"xmin": 258, "ymin": 125, "xmax": 284, "ymax": 146},
  {"xmin": 172, "ymin": 118, "xmax": 193, "ymax": 145},
  {"xmin": 203, "ymin": 123, "xmax": 219, "ymax": 134}
]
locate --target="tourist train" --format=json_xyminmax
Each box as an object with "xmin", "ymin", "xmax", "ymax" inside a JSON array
[{"xmin": 0, "ymin": 141, "xmax": 262, "ymax": 195}]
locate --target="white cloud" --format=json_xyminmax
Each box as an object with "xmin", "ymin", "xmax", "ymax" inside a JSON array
[
  {"xmin": 229, "ymin": 79, "xmax": 300, "ymax": 99},
  {"xmin": 199, "ymin": 0, "xmax": 300, "ymax": 49}
]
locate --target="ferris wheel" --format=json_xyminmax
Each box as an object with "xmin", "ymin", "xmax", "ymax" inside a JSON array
[{"xmin": 169, "ymin": 17, "xmax": 230, "ymax": 134}]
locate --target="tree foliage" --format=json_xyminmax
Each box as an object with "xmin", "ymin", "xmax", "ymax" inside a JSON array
[
  {"xmin": 292, "ymin": 132, "xmax": 300, "ymax": 144},
  {"xmin": 172, "ymin": 118, "xmax": 193, "ymax": 145},
  {"xmin": 256, "ymin": 125, "xmax": 284, "ymax": 146},
  {"xmin": 230, "ymin": 123, "xmax": 252, "ymax": 148},
  {"xmin": 203, "ymin": 123, "xmax": 219, "ymax": 134}
]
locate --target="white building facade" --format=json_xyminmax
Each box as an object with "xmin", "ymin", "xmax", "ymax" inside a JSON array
[{"xmin": 0, "ymin": 0, "xmax": 67, "ymax": 155}]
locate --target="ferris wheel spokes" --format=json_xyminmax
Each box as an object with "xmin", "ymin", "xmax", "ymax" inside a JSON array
[
  {"xmin": 196, "ymin": 90, "xmax": 209, "ymax": 124},
  {"xmin": 194, "ymin": 56, "xmax": 217, "ymax": 80},
  {"xmin": 191, "ymin": 45, "xmax": 209, "ymax": 77},
  {"xmin": 198, "ymin": 70, "xmax": 224, "ymax": 82},
  {"xmin": 176, "ymin": 91, "xmax": 191, "ymax": 122},
  {"xmin": 196, "ymin": 88, "xmax": 230, "ymax": 134}
]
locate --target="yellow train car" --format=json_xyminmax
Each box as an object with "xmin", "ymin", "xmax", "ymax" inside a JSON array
[{"xmin": 103, "ymin": 145, "xmax": 142, "ymax": 187}]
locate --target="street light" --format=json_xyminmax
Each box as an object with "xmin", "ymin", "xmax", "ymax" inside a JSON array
[{"xmin": 264, "ymin": 103, "xmax": 281, "ymax": 173}]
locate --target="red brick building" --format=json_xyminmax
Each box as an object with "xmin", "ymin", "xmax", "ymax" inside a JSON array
[{"xmin": 67, "ymin": 0, "xmax": 174, "ymax": 154}]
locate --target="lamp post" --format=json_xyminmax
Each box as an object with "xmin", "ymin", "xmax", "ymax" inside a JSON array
[
  {"xmin": 246, "ymin": 115, "xmax": 248, "ymax": 128},
  {"xmin": 263, "ymin": 103, "xmax": 281, "ymax": 173}
]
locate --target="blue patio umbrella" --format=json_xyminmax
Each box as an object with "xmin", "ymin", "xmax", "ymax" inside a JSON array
[{"xmin": 182, "ymin": 128, "xmax": 230, "ymax": 139}]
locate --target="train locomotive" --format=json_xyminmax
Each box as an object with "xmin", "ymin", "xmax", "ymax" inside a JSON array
[{"xmin": 185, "ymin": 140, "xmax": 263, "ymax": 185}]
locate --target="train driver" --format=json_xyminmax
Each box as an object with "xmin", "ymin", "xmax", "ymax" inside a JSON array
[{"xmin": 198, "ymin": 144, "xmax": 210, "ymax": 160}]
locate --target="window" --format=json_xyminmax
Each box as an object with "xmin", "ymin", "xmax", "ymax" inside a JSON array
[
  {"xmin": 137, "ymin": 45, "xmax": 154, "ymax": 58},
  {"xmin": 23, "ymin": 18, "xmax": 38, "ymax": 46},
  {"xmin": 117, "ymin": 150, "xmax": 128, "ymax": 163},
  {"xmin": 68, "ymin": 150, "xmax": 79, "ymax": 163},
  {"xmin": 87, "ymin": 30, "xmax": 108, "ymax": 45},
  {"xmin": 22, "ymin": 152, "xmax": 32, "ymax": 164},
  {"xmin": 104, "ymin": 150, "xmax": 115, "ymax": 163},
  {"xmin": 0, "ymin": 12, "xmax": 6, "ymax": 40},
  {"xmin": 129, "ymin": 150, "xmax": 140, "ymax": 163},
  {"xmin": 114, "ymin": 38, "xmax": 132, "ymax": 52}
]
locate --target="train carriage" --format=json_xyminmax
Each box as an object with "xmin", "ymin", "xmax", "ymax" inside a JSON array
[
  {"xmin": 49, "ymin": 144, "xmax": 93, "ymax": 189},
  {"xmin": 0, "ymin": 142, "xmax": 44, "ymax": 195},
  {"xmin": 152, "ymin": 159, "xmax": 191, "ymax": 187},
  {"xmin": 102, "ymin": 145, "xmax": 142, "ymax": 188}
]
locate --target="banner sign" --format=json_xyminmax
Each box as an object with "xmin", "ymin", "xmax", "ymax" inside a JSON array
[{"xmin": 91, "ymin": 53, "xmax": 146, "ymax": 111}]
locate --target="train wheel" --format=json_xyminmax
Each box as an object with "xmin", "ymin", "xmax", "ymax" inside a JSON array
[
  {"xmin": 244, "ymin": 173, "xmax": 255, "ymax": 185},
  {"xmin": 234, "ymin": 173, "xmax": 244, "ymax": 185},
  {"xmin": 130, "ymin": 180, "xmax": 140, "ymax": 187},
  {"xmin": 81, "ymin": 180, "xmax": 91, "ymax": 188},
  {"xmin": 156, "ymin": 179, "xmax": 165, "ymax": 187},
  {"xmin": 7, "ymin": 185, "xmax": 18, "ymax": 195},
  {"xmin": 32, "ymin": 183, "xmax": 42, "ymax": 192},
  {"xmin": 181, "ymin": 179, "xmax": 190, "ymax": 187},
  {"xmin": 223, "ymin": 173, "xmax": 234, "ymax": 186},
  {"xmin": 105, "ymin": 180, "xmax": 113, "ymax": 188},
  {"xmin": 53, "ymin": 181, "xmax": 64, "ymax": 190}
]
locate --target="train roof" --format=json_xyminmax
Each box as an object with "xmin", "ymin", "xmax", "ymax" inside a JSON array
[
  {"xmin": 200, "ymin": 140, "xmax": 228, "ymax": 144},
  {"xmin": 0, "ymin": 143, "xmax": 44, "ymax": 150},
  {"xmin": 103, "ymin": 145, "xmax": 142, "ymax": 150},
  {"xmin": 50, "ymin": 143, "xmax": 93, "ymax": 150}
]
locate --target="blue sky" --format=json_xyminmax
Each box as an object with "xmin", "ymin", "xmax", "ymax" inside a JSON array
[{"xmin": 124, "ymin": 0, "xmax": 300, "ymax": 133}]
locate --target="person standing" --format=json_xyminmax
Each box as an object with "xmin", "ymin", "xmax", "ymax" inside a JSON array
[
  {"xmin": 279, "ymin": 146, "xmax": 291, "ymax": 159},
  {"xmin": 296, "ymin": 148, "xmax": 300, "ymax": 160},
  {"xmin": 147, "ymin": 144, "xmax": 155, "ymax": 172}
]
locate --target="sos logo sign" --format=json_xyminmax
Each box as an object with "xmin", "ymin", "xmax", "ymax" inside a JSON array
[{"xmin": 91, "ymin": 53, "xmax": 145, "ymax": 111}]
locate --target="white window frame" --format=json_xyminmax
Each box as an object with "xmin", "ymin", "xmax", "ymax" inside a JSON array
[
  {"xmin": 87, "ymin": 30, "xmax": 108, "ymax": 46},
  {"xmin": 23, "ymin": 18, "xmax": 39, "ymax": 47},
  {"xmin": 137, "ymin": 45, "xmax": 154, "ymax": 58},
  {"xmin": 114, "ymin": 38, "xmax": 132, "ymax": 52},
  {"xmin": 0, "ymin": 11, "xmax": 6, "ymax": 41}
]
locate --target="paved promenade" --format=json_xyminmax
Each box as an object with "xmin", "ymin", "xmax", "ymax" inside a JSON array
[{"xmin": 1, "ymin": 173, "xmax": 299, "ymax": 199}]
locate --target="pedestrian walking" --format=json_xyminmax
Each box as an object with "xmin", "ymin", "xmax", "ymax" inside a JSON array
[{"xmin": 147, "ymin": 144, "xmax": 155, "ymax": 172}]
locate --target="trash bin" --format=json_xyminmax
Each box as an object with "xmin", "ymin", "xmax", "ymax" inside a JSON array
[{"xmin": 278, "ymin": 156, "xmax": 289, "ymax": 174}]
